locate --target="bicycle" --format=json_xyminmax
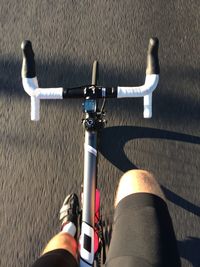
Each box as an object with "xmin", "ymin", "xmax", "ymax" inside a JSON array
[{"xmin": 21, "ymin": 37, "xmax": 160, "ymax": 267}]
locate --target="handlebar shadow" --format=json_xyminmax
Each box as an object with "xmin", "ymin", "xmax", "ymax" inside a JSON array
[
  {"xmin": 100, "ymin": 126, "xmax": 200, "ymax": 266},
  {"xmin": 177, "ymin": 237, "xmax": 200, "ymax": 267},
  {"xmin": 99, "ymin": 126, "xmax": 200, "ymax": 216}
]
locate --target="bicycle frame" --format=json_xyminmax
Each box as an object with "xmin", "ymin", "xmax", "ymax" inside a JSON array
[
  {"xmin": 80, "ymin": 126, "xmax": 99, "ymax": 266},
  {"xmin": 79, "ymin": 62, "xmax": 103, "ymax": 266},
  {"xmin": 21, "ymin": 37, "xmax": 160, "ymax": 267}
]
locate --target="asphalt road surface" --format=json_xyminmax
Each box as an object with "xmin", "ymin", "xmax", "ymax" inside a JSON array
[{"xmin": 0, "ymin": 1, "xmax": 199, "ymax": 266}]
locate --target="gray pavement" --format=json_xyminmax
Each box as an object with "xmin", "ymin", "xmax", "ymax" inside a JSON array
[{"xmin": 0, "ymin": 1, "xmax": 199, "ymax": 266}]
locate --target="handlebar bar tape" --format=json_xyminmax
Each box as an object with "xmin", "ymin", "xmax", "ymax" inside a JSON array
[
  {"xmin": 21, "ymin": 40, "xmax": 36, "ymax": 78},
  {"xmin": 146, "ymin": 37, "xmax": 160, "ymax": 75},
  {"xmin": 21, "ymin": 38, "xmax": 159, "ymax": 120}
]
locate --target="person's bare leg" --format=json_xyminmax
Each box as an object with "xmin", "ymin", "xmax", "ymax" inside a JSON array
[
  {"xmin": 106, "ymin": 169, "xmax": 181, "ymax": 267},
  {"xmin": 41, "ymin": 231, "xmax": 78, "ymax": 260},
  {"xmin": 115, "ymin": 169, "xmax": 165, "ymax": 207}
]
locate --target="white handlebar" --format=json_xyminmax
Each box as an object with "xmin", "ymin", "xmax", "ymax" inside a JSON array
[
  {"xmin": 117, "ymin": 74, "xmax": 159, "ymax": 118},
  {"xmin": 22, "ymin": 38, "xmax": 160, "ymax": 121},
  {"xmin": 23, "ymin": 73, "xmax": 159, "ymax": 120},
  {"xmin": 22, "ymin": 77, "xmax": 63, "ymax": 121}
]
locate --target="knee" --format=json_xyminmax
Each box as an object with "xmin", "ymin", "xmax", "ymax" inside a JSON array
[
  {"xmin": 120, "ymin": 170, "xmax": 156, "ymax": 187},
  {"xmin": 56, "ymin": 232, "xmax": 77, "ymax": 251},
  {"xmin": 115, "ymin": 169, "xmax": 165, "ymax": 207},
  {"xmin": 42, "ymin": 232, "xmax": 77, "ymax": 258}
]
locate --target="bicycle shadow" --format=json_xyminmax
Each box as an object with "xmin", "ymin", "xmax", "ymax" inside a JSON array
[
  {"xmin": 99, "ymin": 126, "xmax": 200, "ymax": 216},
  {"xmin": 99, "ymin": 126, "xmax": 200, "ymax": 266},
  {"xmin": 177, "ymin": 237, "xmax": 200, "ymax": 267}
]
